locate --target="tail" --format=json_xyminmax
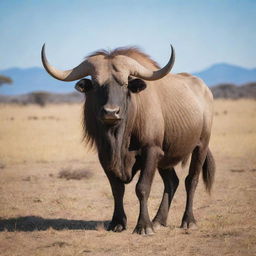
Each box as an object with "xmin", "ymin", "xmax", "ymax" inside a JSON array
[{"xmin": 202, "ymin": 148, "xmax": 216, "ymax": 194}]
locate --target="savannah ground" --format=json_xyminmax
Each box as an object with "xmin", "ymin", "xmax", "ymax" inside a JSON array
[{"xmin": 0, "ymin": 99, "xmax": 255, "ymax": 256}]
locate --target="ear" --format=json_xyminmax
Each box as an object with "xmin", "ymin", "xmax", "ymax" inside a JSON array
[
  {"xmin": 128, "ymin": 79, "xmax": 147, "ymax": 93},
  {"xmin": 75, "ymin": 79, "xmax": 94, "ymax": 93}
]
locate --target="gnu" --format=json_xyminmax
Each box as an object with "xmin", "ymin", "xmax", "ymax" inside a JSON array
[{"xmin": 41, "ymin": 44, "xmax": 215, "ymax": 235}]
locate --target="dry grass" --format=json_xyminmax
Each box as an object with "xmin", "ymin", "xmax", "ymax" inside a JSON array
[
  {"xmin": 58, "ymin": 168, "xmax": 93, "ymax": 180},
  {"xmin": 0, "ymin": 104, "xmax": 96, "ymax": 165},
  {"xmin": 0, "ymin": 99, "xmax": 256, "ymax": 256},
  {"xmin": 211, "ymin": 99, "xmax": 256, "ymax": 162}
]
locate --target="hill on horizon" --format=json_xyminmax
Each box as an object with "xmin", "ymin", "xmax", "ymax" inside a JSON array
[
  {"xmin": 0, "ymin": 67, "xmax": 69, "ymax": 95},
  {"xmin": 193, "ymin": 63, "xmax": 256, "ymax": 86},
  {"xmin": 0, "ymin": 63, "xmax": 256, "ymax": 95}
]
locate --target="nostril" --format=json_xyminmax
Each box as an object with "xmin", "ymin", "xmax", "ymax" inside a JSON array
[
  {"xmin": 102, "ymin": 106, "xmax": 120, "ymax": 117},
  {"xmin": 101, "ymin": 105, "xmax": 121, "ymax": 123}
]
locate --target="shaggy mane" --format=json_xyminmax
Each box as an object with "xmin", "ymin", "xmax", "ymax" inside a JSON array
[{"xmin": 87, "ymin": 47, "xmax": 160, "ymax": 69}]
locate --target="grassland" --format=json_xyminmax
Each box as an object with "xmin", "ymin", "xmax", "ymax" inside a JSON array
[{"xmin": 0, "ymin": 100, "xmax": 256, "ymax": 256}]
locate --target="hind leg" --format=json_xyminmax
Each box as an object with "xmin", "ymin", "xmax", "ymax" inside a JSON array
[
  {"xmin": 181, "ymin": 146, "xmax": 207, "ymax": 229},
  {"xmin": 153, "ymin": 168, "xmax": 179, "ymax": 228}
]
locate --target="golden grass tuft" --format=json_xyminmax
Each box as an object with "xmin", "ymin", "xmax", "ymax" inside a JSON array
[{"xmin": 58, "ymin": 167, "xmax": 93, "ymax": 180}]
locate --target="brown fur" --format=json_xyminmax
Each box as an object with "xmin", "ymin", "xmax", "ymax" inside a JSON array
[
  {"xmin": 42, "ymin": 45, "xmax": 216, "ymax": 234},
  {"xmin": 83, "ymin": 47, "xmax": 214, "ymax": 180},
  {"xmin": 80, "ymin": 46, "xmax": 215, "ymax": 233}
]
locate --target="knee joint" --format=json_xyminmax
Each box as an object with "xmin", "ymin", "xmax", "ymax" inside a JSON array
[{"xmin": 136, "ymin": 183, "xmax": 149, "ymax": 199}]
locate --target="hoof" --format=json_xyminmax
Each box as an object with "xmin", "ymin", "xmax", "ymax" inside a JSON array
[
  {"xmin": 133, "ymin": 223, "xmax": 155, "ymax": 235},
  {"xmin": 180, "ymin": 220, "xmax": 198, "ymax": 229},
  {"xmin": 152, "ymin": 220, "xmax": 167, "ymax": 230},
  {"xmin": 181, "ymin": 213, "xmax": 197, "ymax": 229},
  {"xmin": 107, "ymin": 220, "xmax": 126, "ymax": 232}
]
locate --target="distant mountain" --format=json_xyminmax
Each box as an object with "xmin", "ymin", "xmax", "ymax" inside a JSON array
[
  {"xmin": 194, "ymin": 63, "xmax": 256, "ymax": 86},
  {"xmin": 0, "ymin": 67, "xmax": 72, "ymax": 95},
  {"xmin": 1, "ymin": 63, "xmax": 256, "ymax": 95}
]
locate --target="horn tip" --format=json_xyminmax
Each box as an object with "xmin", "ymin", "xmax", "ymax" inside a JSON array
[{"xmin": 41, "ymin": 44, "xmax": 47, "ymax": 67}]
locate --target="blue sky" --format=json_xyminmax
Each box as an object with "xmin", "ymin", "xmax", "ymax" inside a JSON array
[{"xmin": 0, "ymin": 0, "xmax": 255, "ymax": 73}]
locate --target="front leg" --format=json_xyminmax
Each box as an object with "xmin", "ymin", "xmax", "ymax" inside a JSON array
[
  {"xmin": 104, "ymin": 171, "xmax": 127, "ymax": 232},
  {"xmin": 133, "ymin": 146, "xmax": 163, "ymax": 235}
]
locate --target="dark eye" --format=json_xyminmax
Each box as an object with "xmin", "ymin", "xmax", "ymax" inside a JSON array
[
  {"xmin": 128, "ymin": 79, "xmax": 147, "ymax": 93},
  {"xmin": 75, "ymin": 79, "xmax": 94, "ymax": 93}
]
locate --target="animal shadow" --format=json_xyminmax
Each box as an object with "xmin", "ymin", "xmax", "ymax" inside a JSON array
[{"xmin": 0, "ymin": 216, "xmax": 110, "ymax": 232}]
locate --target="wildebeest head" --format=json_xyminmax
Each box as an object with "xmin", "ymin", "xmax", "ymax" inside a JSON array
[
  {"xmin": 75, "ymin": 77, "xmax": 149, "ymax": 126},
  {"xmin": 41, "ymin": 45, "xmax": 175, "ymax": 126}
]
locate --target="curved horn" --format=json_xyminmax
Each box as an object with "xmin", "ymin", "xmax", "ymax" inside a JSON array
[
  {"xmin": 41, "ymin": 44, "xmax": 93, "ymax": 81},
  {"xmin": 127, "ymin": 45, "xmax": 175, "ymax": 81}
]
